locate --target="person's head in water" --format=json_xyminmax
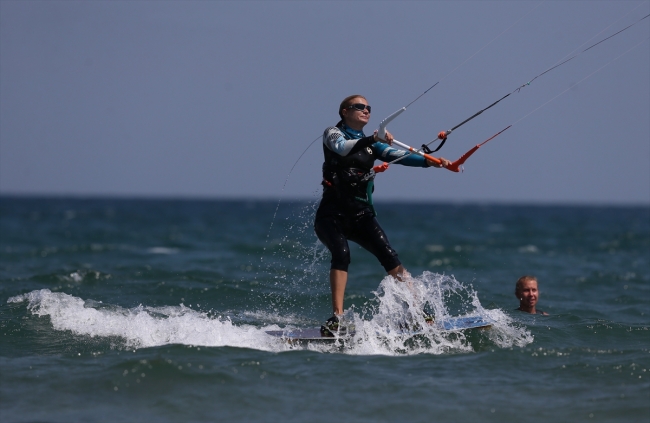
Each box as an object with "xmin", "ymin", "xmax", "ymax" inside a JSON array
[
  {"xmin": 337, "ymin": 95, "xmax": 371, "ymax": 130},
  {"xmin": 515, "ymin": 275, "xmax": 548, "ymax": 315}
]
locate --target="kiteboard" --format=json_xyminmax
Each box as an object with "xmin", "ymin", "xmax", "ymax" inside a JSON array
[
  {"xmin": 266, "ymin": 314, "xmax": 493, "ymax": 344},
  {"xmin": 437, "ymin": 314, "xmax": 493, "ymax": 331},
  {"xmin": 265, "ymin": 328, "xmax": 337, "ymax": 344}
]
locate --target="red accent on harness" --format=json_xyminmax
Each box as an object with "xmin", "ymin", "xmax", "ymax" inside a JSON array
[{"xmin": 372, "ymin": 163, "xmax": 389, "ymax": 173}]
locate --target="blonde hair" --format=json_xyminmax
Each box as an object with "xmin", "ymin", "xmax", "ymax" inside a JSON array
[{"xmin": 515, "ymin": 275, "xmax": 538, "ymax": 294}]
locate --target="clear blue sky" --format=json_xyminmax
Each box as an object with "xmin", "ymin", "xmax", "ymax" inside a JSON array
[{"xmin": 1, "ymin": 1, "xmax": 648, "ymax": 204}]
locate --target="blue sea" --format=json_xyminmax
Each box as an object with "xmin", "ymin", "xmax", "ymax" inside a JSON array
[{"xmin": 0, "ymin": 197, "xmax": 648, "ymax": 422}]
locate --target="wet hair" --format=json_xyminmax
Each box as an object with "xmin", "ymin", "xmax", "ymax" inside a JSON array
[
  {"xmin": 515, "ymin": 275, "xmax": 538, "ymax": 294},
  {"xmin": 337, "ymin": 94, "xmax": 367, "ymax": 126}
]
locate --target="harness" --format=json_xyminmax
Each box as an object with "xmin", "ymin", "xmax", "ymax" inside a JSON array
[{"xmin": 322, "ymin": 124, "xmax": 378, "ymax": 216}]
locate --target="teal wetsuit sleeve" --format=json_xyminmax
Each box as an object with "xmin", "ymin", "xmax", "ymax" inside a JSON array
[{"xmin": 372, "ymin": 142, "xmax": 430, "ymax": 167}]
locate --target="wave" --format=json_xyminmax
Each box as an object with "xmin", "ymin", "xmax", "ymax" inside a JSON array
[{"xmin": 8, "ymin": 272, "xmax": 533, "ymax": 355}]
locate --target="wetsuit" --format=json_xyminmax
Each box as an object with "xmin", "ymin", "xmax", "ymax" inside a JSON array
[
  {"xmin": 314, "ymin": 123, "xmax": 430, "ymax": 272},
  {"xmin": 516, "ymin": 308, "xmax": 548, "ymax": 315}
]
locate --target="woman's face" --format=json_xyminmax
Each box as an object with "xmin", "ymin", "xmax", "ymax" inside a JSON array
[
  {"xmin": 342, "ymin": 97, "xmax": 371, "ymax": 130},
  {"xmin": 517, "ymin": 280, "xmax": 539, "ymax": 309}
]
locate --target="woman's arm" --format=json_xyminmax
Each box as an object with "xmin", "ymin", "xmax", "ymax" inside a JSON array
[
  {"xmin": 372, "ymin": 142, "xmax": 430, "ymax": 167},
  {"xmin": 323, "ymin": 127, "xmax": 375, "ymax": 156}
]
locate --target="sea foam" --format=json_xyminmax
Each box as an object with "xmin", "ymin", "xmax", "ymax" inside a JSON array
[
  {"xmin": 8, "ymin": 289, "xmax": 287, "ymax": 352},
  {"xmin": 8, "ymin": 272, "xmax": 532, "ymax": 355},
  {"xmin": 340, "ymin": 271, "xmax": 533, "ymax": 355}
]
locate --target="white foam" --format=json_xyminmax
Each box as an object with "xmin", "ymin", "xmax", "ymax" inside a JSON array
[
  {"xmin": 339, "ymin": 271, "xmax": 533, "ymax": 355},
  {"xmin": 7, "ymin": 290, "xmax": 290, "ymax": 352},
  {"xmin": 8, "ymin": 273, "xmax": 532, "ymax": 354},
  {"xmin": 147, "ymin": 247, "xmax": 179, "ymax": 255},
  {"xmin": 518, "ymin": 244, "xmax": 539, "ymax": 253}
]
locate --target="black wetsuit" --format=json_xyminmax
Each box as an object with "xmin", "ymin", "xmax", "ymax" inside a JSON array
[
  {"xmin": 516, "ymin": 308, "xmax": 548, "ymax": 315},
  {"xmin": 314, "ymin": 123, "xmax": 429, "ymax": 272}
]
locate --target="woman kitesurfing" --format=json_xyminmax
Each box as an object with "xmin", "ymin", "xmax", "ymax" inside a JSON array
[
  {"xmin": 314, "ymin": 95, "xmax": 451, "ymax": 335},
  {"xmin": 301, "ymin": 9, "xmax": 649, "ymax": 337}
]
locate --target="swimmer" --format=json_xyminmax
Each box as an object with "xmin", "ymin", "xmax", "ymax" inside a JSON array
[{"xmin": 515, "ymin": 275, "xmax": 548, "ymax": 315}]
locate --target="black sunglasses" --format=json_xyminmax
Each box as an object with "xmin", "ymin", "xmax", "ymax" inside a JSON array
[{"xmin": 347, "ymin": 103, "xmax": 371, "ymax": 113}]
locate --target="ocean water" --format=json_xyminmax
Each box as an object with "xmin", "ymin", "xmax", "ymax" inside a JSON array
[{"xmin": 0, "ymin": 197, "xmax": 648, "ymax": 422}]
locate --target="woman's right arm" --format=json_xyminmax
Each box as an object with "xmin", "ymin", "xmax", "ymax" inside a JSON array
[{"xmin": 323, "ymin": 127, "xmax": 374, "ymax": 156}]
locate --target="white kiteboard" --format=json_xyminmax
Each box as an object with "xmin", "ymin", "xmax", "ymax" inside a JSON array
[{"xmin": 266, "ymin": 314, "xmax": 493, "ymax": 344}]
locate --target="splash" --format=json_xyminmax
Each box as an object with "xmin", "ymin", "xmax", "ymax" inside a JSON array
[
  {"xmin": 7, "ymin": 289, "xmax": 290, "ymax": 352},
  {"xmin": 8, "ymin": 274, "xmax": 532, "ymax": 355},
  {"xmin": 337, "ymin": 271, "xmax": 533, "ymax": 355},
  {"xmin": 258, "ymin": 199, "xmax": 329, "ymax": 310}
]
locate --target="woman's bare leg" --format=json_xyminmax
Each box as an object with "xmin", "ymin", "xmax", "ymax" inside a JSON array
[
  {"xmin": 330, "ymin": 269, "xmax": 348, "ymax": 315},
  {"xmin": 331, "ymin": 266, "xmax": 408, "ymax": 315},
  {"xmin": 388, "ymin": 265, "xmax": 409, "ymax": 281}
]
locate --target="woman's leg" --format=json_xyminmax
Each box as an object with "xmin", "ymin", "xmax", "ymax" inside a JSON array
[
  {"xmin": 387, "ymin": 264, "xmax": 409, "ymax": 281},
  {"xmin": 330, "ymin": 269, "xmax": 348, "ymax": 315},
  {"xmin": 315, "ymin": 216, "xmax": 351, "ymax": 315},
  {"xmin": 352, "ymin": 216, "xmax": 403, "ymax": 276}
]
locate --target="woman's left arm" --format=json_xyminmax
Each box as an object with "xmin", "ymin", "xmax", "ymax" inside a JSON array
[{"xmin": 373, "ymin": 143, "xmax": 450, "ymax": 168}]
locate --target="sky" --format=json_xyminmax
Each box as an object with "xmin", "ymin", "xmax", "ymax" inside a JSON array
[{"xmin": 1, "ymin": 1, "xmax": 649, "ymax": 205}]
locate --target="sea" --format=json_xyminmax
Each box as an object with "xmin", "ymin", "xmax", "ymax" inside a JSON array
[{"xmin": 0, "ymin": 196, "xmax": 648, "ymax": 423}]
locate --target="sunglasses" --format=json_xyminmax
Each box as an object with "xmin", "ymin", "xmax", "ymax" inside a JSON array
[{"xmin": 347, "ymin": 103, "xmax": 371, "ymax": 113}]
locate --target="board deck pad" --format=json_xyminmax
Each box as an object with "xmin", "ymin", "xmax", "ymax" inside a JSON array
[{"xmin": 266, "ymin": 315, "xmax": 493, "ymax": 343}]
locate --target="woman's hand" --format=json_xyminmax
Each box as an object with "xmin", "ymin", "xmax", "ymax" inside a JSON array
[
  {"xmin": 373, "ymin": 130, "xmax": 393, "ymax": 145},
  {"xmin": 428, "ymin": 157, "xmax": 451, "ymax": 168}
]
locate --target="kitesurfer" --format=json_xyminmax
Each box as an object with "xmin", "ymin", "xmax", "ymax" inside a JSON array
[{"xmin": 314, "ymin": 94, "xmax": 451, "ymax": 335}]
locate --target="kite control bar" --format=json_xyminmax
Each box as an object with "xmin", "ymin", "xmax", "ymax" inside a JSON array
[
  {"xmin": 377, "ymin": 108, "xmax": 509, "ymax": 173},
  {"xmin": 377, "ymin": 108, "xmax": 451, "ymax": 170}
]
